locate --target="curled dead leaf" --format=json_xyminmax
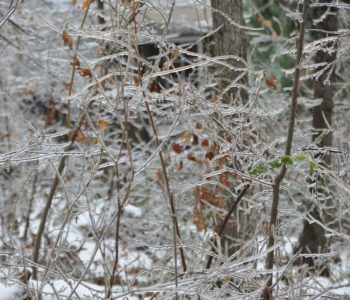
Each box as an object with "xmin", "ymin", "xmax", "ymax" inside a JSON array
[
  {"xmin": 172, "ymin": 143, "xmax": 183, "ymax": 154},
  {"xmin": 75, "ymin": 130, "xmax": 90, "ymax": 144},
  {"xmin": 265, "ymin": 73, "xmax": 278, "ymax": 90},
  {"xmin": 210, "ymin": 95, "xmax": 218, "ymax": 103},
  {"xmin": 62, "ymin": 31, "xmax": 73, "ymax": 50},
  {"xmin": 134, "ymin": 75, "xmax": 141, "ymax": 87},
  {"xmin": 97, "ymin": 118, "xmax": 109, "ymax": 131},
  {"xmin": 80, "ymin": 68, "xmax": 93, "ymax": 78},
  {"xmin": 82, "ymin": 0, "xmax": 95, "ymax": 9},
  {"xmin": 162, "ymin": 61, "xmax": 172, "ymax": 71},
  {"xmin": 71, "ymin": 58, "xmax": 80, "ymax": 68},
  {"xmin": 205, "ymin": 151, "xmax": 214, "ymax": 161},
  {"xmin": 171, "ymin": 48, "xmax": 180, "ymax": 60},
  {"xmin": 187, "ymin": 153, "xmax": 196, "ymax": 161},
  {"xmin": 201, "ymin": 139, "xmax": 209, "ymax": 147}
]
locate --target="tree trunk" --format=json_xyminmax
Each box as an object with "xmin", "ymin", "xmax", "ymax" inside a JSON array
[
  {"xmin": 210, "ymin": 0, "xmax": 248, "ymax": 258},
  {"xmin": 295, "ymin": 1, "xmax": 337, "ymax": 276},
  {"xmin": 97, "ymin": 0, "xmax": 105, "ymax": 24},
  {"xmin": 210, "ymin": 0, "xmax": 247, "ymax": 105}
]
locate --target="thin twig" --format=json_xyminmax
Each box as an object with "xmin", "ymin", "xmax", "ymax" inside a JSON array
[
  {"xmin": 265, "ymin": 0, "xmax": 309, "ymax": 289},
  {"xmin": 108, "ymin": 95, "xmax": 135, "ymax": 298},
  {"xmin": 23, "ymin": 166, "xmax": 38, "ymax": 242},
  {"xmin": 32, "ymin": 110, "xmax": 86, "ymax": 279},
  {"xmin": 0, "ymin": 0, "xmax": 19, "ymax": 29},
  {"xmin": 130, "ymin": 0, "xmax": 187, "ymax": 279},
  {"xmin": 67, "ymin": 2, "xmax": 92, "ymax": 128},
  {"xmin": 206, "ymin": 184, "xmax": 250, "ymax": 269}
]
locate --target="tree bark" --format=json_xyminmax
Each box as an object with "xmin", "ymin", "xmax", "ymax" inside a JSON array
[
  {"xmin": 209, "ymin": 0, "xmax": 248, "ymax": 259},
  {"xmin": 295, "ymin": 1, "xmax": 338, "ymax": 276},
  {"xmin": 210, "ymin": 0, "xmax": 247, "ymax": 105}
]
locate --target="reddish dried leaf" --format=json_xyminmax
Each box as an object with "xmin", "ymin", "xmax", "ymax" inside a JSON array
[
  {"xmin": 46, "ymin": 102, "xmax": 57, "ymax": 126},
  {"xmin": 201, "ymin": 186, "xmax": 210, "ymax": 201},
  {"xmin": 172, "ymin": 143, "xmax": 183, "ymax": 154},
  {"xmin": 72, "ymin": 0, "xmax": 77, "ymax": 6},
  {"xmin": 265, "ymin": 73, "xmax": 278, "ymax": 89},
  {"xmin": 219, "ymin": 172, "xmax": 230, "ymax": 188},
  {"xmin": 187, "ymin": 153, "xmax": 196, "ymax": 161},
  {"xmin": 205, "ymin": 151, "xmax": 215, "ymax": 161},
  {"xmin": 80, "ymin": 68, "xmax": 93, "ymax": 78},
  {"xmin": 201, "ymin": 139, "xmax": 209, "ymax": 147},
  {"xmin": 149, "ymin": 81, "xmax": 160, "ymax": 93},
  {"xmin": 225, "ymin": 134, "xmax": 232, "ymax": 143},
  {"xmin": 134, "ymin": 75, "xmax": 141, "ymax": 87}
]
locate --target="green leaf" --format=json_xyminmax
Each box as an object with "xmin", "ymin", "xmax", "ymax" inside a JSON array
[
  {"xmin": 269, "ymin": 159, "xmax": 283, "ymax": 168},
  {"xmin": 294, "ymin": 154, "xmax": 307, "ymax": 162},
  {"xmin": 322, "ymin": 176, "xmax": 330, "ymax": 187},
  {"xmin": 309, "ymin": 161, "xmax": 318, "ymax": 175},
  {"xmin": 281, "ymin": 155, "xmax": 294, "ymax": 166},
  {"xmin": 250, "ymin": 165, "xmax": 269, "ymax": 176}
]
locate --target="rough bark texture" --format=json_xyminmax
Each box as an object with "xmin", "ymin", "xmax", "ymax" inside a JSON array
[
  {"xmin": 211, "ymin": 0, "xmax": 247, "ymax": 105},
  {"xmin": 296, "ymin": 1, "xmax": 337, "ymax": 275},
  {"xmin": 211, "ymin": 0, "xmax": 246, "ymax": 59},
  {"xmin": 209, "ymin": 0, "xmax": 248, "ymax": 258}
]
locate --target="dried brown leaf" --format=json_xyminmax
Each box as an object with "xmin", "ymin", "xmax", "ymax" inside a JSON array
[
  {"xmin": 97, "ymin": 118, "xmax": 109, "ymax": 131},
  {"xmin": 82, "ymin": 0, "xmax": 94, "ymax": 9},
  {"xmin": 62, "ymin": 30, "xmax": 73, "ymax": 50},
  {"xmin": 80, "ymin": 68, "xmax": 93, "ymax": 78}
]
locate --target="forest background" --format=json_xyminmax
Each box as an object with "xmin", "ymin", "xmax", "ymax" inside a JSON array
[{"xmin": 0, "ymin": 0, "xmax": 350, "ymax": 299}]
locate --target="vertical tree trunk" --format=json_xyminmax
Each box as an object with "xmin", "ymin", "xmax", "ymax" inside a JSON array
[
  {"xmin": 97, "ymin": 0, "xmax": 105, "ymax": 24},
  {"xmin": 296, "ymin": 1, "xmax": 337, "ymax": 275},
  {"xmin": 210, "ymin": 0, "xmax": 247, "ymax": 105},
  {"xmin": 211, "ymin": 0, "xmax": 246, "ymax": 59},
  {"xmin": 210, "ymin": 0, "xmax": 248, "ymax": 258}
]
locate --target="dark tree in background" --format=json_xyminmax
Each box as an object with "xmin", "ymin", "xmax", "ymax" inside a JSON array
[
  {"xmin": 97, "ymin": 0, "xmax": 105, "ymax": 24},
  {"xmin": 209, "ymin": 0, "xmax": 249, "ymax": 258},
  {"xmin": 211, "ymin": 0, "xmax": 246, "ymax": 59},
  {"xmin": 296, "ymin": 1, "xmax": 338, "ymax": 275},
  {"xmin": 210, "ymin": 0, "xmax": 247, "ymax": 105}
]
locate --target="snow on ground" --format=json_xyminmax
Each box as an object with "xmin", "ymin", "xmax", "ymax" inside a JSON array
[
  {"xmin": 0, "ymin": 279, "xmax": 141, "ymax": 299},
  {"xmin": 0, "ymin": 281, "xmax": 27, "ymax": 300}
]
